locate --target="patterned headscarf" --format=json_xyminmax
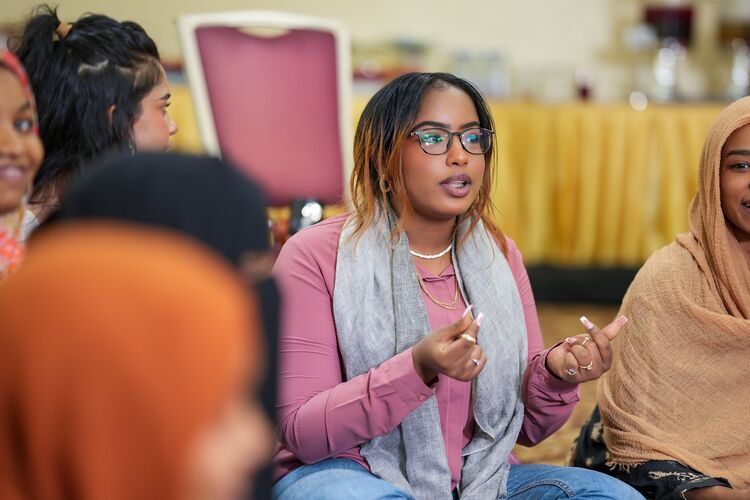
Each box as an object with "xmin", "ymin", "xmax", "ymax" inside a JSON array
[{"xmin": 0, "ymin": 50, "xmax": 38, "ymax": 134}]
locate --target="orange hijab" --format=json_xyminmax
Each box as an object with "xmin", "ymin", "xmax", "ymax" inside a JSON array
[
  {"xmin": 599, "ymin": 97, "xmax": 750, "ymax": 486},
  {"xmin": 0, "ymin": 223, "xmax": 263, "ymax": 500}
]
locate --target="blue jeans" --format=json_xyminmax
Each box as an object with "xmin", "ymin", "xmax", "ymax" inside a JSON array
[
  {"xmin": 504, "ymin": 463, "xmax": 644, "ymax": 499},
  {"xmin": 272, "ymin": 458, "xmax": 645, "ymax": 500},
  {"xmin": 273, "ymin": 459, "xmax": 412, "ymax": 499}
]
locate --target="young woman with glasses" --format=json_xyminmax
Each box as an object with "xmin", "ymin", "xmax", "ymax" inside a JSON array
[{"xmin": 271, "ymin": 72, "xmax": 642, "ymax": 499}]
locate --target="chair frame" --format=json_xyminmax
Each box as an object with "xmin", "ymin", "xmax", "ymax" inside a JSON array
[{"xmin": 177, "ymin": 10, "xmax": 353, "ymax": 197}]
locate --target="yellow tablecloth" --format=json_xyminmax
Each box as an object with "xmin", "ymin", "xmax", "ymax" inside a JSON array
[{"xmin": 170, "ymin": 85, "xmax": 722, "ymax": 266}]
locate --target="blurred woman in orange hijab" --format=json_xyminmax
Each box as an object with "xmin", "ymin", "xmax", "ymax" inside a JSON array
[
  {"xmin": 0, "ymin": 49, "xmax": 43, "ymax": 279},
  {"xmin": 0, "ymin": 223, "xmax": 273, "ymax": 500}
]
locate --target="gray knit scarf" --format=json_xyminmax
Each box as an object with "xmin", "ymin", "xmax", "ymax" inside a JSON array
[{"xmin": 332, "ymin": 208, "xmax": 527, "ymax": 499}]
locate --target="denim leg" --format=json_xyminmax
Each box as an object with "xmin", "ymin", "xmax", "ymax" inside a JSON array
[
  {"xmin": 504, "ymin": 464, "xmax": 645, "ymax": 500},
  {"xmin": 272, "ymin": 458, "xmax": 415, "ymax": 500}
]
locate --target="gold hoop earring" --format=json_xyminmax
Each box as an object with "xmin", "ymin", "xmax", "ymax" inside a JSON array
[{"xmin": 379, "ymin": 176, "xmax": 390, "ymax": 193}]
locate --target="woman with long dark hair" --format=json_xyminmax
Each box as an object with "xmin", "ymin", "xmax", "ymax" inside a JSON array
[
  {"xmin": 272, "ymin": 72, "xmax": 642, "ymax": 499},
  {"xmin": 11, "ymin": 5, "xmax": 177, "ymax": 227}
]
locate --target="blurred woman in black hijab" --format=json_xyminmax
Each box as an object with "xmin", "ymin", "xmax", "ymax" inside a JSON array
[{"xmin": 38, "ymin": 152, "xmax": 279, "ymax": 499}]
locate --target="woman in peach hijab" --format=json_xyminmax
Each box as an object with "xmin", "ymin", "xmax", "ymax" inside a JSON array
[
  {"xmin": 572, "ymin": 97, "xmax": 750, "ymax": 499},
  {"xmin": 0, "ymin": 223, "xmax": 273, "ymax": 500}
]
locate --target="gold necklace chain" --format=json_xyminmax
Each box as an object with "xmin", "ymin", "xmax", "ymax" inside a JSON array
[{"xmin": 416, "ymin": 273, "xmax": 460, "ymax": 310}]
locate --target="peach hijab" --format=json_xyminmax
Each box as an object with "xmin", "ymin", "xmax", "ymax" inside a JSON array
[
  {"xmin": 599, "ymin": 97, "xmax": 750, "ymax": 486},
  {"xmin": 0, "ymin": 223, "xmax": 263, "ymax": 500}
]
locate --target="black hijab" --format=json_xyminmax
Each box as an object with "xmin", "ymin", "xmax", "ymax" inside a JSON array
[
  {"xmin": 46, "ymin": 152, "xmax": 270, "ymax": 262},
  {"xmin": 41, "ymin": 152, "xmax": 279, "ymax": 499}
]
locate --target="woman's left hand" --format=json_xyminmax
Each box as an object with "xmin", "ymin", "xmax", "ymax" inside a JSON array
[{"xmin": 545, "ymin": 315, "xmax": 629, "ymax": 384}]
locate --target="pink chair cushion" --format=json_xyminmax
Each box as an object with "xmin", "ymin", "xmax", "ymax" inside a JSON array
[{"xmin": 196, "ymin": 26, "xmax": 344, "ymax": 206}]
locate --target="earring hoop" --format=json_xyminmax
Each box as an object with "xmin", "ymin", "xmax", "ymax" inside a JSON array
[{"xmin": 379, "ymin": 176, "xmax": 390, "ymax": 193}]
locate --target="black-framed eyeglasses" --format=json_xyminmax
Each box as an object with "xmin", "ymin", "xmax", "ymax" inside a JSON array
[{"xmin": 409, "ymin": 127, "xmax": 494, "ymax": 155}]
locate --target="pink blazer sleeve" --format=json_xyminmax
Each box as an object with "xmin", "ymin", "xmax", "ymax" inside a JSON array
[{"xmin": 504, "ymin": 237, "xmax": 580, "ymax": 446}]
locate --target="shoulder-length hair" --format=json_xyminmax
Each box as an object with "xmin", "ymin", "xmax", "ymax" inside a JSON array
[
  {"xmin": 11, "ymin": 5, "xmax": 162, "ymax": 205},
  {"xmin": 349, "ymin": 72, "xmax": 507, "ymax": 254}
]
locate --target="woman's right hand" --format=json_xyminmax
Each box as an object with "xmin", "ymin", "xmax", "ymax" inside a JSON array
[{"xmin": 411, "ymin": 307, "xmax": 485, "ymax": 385}]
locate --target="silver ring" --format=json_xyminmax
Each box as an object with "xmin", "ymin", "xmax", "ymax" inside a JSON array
[
  {"xmin": 579, "ymin": 361, "xmax": 593, "ymax": 371},
  {"xmin": 581, "ymin": 336, "xmax": 591, "ymax": 346},
  {"xmin": 471, "ymin": 358, "xmax": 481, "ymax": 366},
  {"xmin": 565, "ymin": 368, "xmax": 577, "ymax": 376}
]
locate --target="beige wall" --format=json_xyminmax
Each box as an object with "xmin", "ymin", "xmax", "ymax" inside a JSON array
[
  {"xmin": 0, "ymin": 0, "xmax": 734, "ymax": 100},
  {"xmin": 3, "ymin": 0, "xmax": 612, "ymax": 63}
]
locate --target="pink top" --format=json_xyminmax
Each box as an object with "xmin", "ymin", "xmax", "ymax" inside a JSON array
[{"xmin": 273, "ymin": 215, "xmax": 579, "ymax": 488}]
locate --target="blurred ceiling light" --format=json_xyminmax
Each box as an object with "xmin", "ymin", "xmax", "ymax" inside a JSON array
[{"xmin": 629, "ymin": 91, "xmax": 649, "ymax": 111}]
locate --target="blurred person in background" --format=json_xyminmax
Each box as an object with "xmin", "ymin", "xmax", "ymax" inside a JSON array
[
  {"xmin": 0, "ymin": 223, "xmax": 273, "ymax": 500},
  {"xmin": 0, "ymin": 49, "xmax": 42, "ymax": 280},
  {"xmin": 41, "ymin": 152, "xmax": 279, "ymax": 499},
  {"xmin": 10, "ymin": 5, "xmax": 177, "ymax": 231}
]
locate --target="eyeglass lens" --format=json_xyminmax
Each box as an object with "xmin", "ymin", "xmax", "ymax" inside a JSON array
[{"xmin": 415, "ymin": 128, "xmax": 492, "ymax": 155}]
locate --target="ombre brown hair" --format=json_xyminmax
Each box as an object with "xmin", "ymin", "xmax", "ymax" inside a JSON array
[{"xmin": 349, "ymin": 72, "xmax": 507, "ymax": 254}]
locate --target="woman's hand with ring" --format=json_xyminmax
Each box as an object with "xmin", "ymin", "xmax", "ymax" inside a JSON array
[
  {"xmin": 412, "ymin": 306, "xmax": 487, "ymax": 384},
  {"xmin": 545, "ymin": 315, "xmax": 629, "ymax": 384}
]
